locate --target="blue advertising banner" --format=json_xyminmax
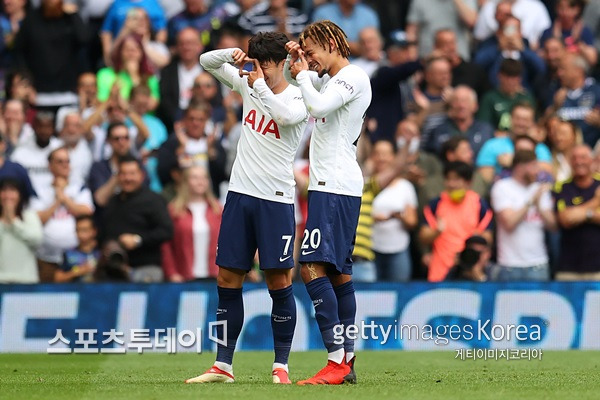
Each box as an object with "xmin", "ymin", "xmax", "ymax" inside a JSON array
[{"xmin": 0, "ymin": 282, "xmax": 598, "ymax": 352}]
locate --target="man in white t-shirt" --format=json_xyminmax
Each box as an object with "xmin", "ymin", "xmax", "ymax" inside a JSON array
[
  {"xmin": 11, "ymin": 111, "xmax": 62, "ymax": 195},
  {"xmin": 30, "ymin": 147, "xmax": 94, "ymax": 277},
  {"xmin": 57, "ymin": 110, "xmax": 93, "ymax": 190},
  {"xmin": 490, "ymin": 149, "xmax": 557, "ymax": 281}
]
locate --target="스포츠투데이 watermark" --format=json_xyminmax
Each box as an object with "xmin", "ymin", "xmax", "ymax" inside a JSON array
[{"xmin": 46, "ymin": 321, "xmax": 227, "ymax": 354}]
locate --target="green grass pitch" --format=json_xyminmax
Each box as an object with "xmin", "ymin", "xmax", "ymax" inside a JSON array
[{"xmin": 1, "ymin": 351, "xmax": 599, "ymax": 400}]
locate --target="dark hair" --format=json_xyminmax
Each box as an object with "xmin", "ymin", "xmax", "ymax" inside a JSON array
[
  {"xmin": 444, "ymin": 161, "xmax": 473, "ymax": 181},
  {"xmin": 247, "ymin": 31, "xmax": 289, "ymax": 64},
  {"xmin": 511, "ymin": 149, "xmax": 537, "ymax": 168},
  {"xmin": 299, "ymin": 20, "xmax": 351, "ymax": 59},
  {"xmin": 5, "ymin": 69, "xmax": 35, "ymax": 100},
  {"xmin": 0, "ymin": 178, "xmax": 28, "ymax": 218},
  {"xmin": 107, "ymin": 122, "xmax": 128, "ymax": 140},
  {"xmin": 499, "ymin": 58, "xmax": 523, "ymax": 77},
  {"xmin": 465, "ymin": 235, "xmax": 489, "ymax": 248},
  {"xmin": 513, "ymin": 134, "xmax": 537, "ymax": 147},
  {"xmin": 118, "ymin": 154, "xmax": 144, "ymax": 171},
  {"xmin": 441, "ymin": 135, "xmax": 469, "ymax": 163},
  {"xmin": 75, "ymin": 214, "xmax": 96, "ymax": 228},
  {"xmin": 112, "ymin": 34, "xmax": 154, "ymax": 78},
  {"xmin": 184, "ymin": 101, "xmax": 212, "ymax": 118}
]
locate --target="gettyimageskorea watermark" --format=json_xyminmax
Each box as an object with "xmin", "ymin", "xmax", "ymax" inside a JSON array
[
  {"xmin": 46, "ymin": 321, "xmax": 227, "ymax": 354},
  {"xmin": 333, "ymin": 320, "xmax": 545, "ymax": 346}
]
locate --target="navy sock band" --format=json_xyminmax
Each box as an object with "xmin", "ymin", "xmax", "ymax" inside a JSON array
[
  {"xmin": 215, "ymin": 286, "xmax": 243, "ymax": 365},
  {"xmin": 334, "ymin": 281, "xmax": 356, "ymax": 355},
  {"xmin": 269, "ymin": 285, "xmax": 296, "ymax": 365},
  {"xmin": 305, "ymin": 277, "xmax": 343, "ymax": 353}
]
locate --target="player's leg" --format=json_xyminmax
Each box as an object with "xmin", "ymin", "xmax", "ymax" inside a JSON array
[
  {"xmin": 256, "ymin": 199, "xmax": 296, "ymax": 384},
  {"xmin": 186, "ymin": 193, "xmax": 256, "ymax": 384},
  {"xmin": 264, "ymin": 269, "xmax": 295, "ymax": 384},
  {"xmin": 329, "ymin": 271, "xmax": 357, "ymax": 384},
  {"xmin": 296, "ymin": 192, "xmax": 351, "ymax": 385}
]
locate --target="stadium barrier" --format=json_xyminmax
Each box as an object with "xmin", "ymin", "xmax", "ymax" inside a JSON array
[{"xmin": 0, "ymin": 282, "xmax": 598, "ymax": 352}]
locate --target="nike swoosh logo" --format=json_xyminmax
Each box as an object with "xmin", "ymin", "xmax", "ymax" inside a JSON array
[
  {"xmin": 301, "ymin": 250, "xmax": 316, "ymax": 256},
  {"xmin": 279, "ymin": 255, "xmax": 292, "ymax": 262}
]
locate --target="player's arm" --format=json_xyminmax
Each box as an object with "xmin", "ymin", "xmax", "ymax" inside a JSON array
[
  {"xmin": 199, "ymin": 48, "xmax": 246, "ymax": 90},
  {"xmin": 283, "ymin": 55, "xmax": 323, "ymax": 90},
  {"xmin": 295, "ymin": 70, "xmax": 347, "ymax": 119},
  {"xmin": 254, "ymin": 79, "xmax": 308, "ymax": 126}
]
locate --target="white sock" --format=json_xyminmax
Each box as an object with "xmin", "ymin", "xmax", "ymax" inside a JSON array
[
  {"xmin": 273, "ymin": 362, "xmax": 288, "ymax": 372},
  {"xmin": 214, "ymin": 361, "xmax": 233, "ymax": 374},
  {"xmin": 346, "ymin": 352, "xmax": 355, "ymax": 363},
  {"xmin": 327, "ymin": 348, "xmax": 345, "ymax": 364}
]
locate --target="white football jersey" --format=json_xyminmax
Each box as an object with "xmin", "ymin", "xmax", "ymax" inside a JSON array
[
  {"xmin": 200, "ymin": 49, "xmax": 308, "ymax": 204},
  {"xmin": 292, "ymin": 64, "xmax": 372, "ymax": 197}
]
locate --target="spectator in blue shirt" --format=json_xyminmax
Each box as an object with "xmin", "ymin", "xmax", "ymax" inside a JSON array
[
  {"xmin": 311, "ymin": 0, "xmax": 379, "ymax": 57},
  {"xmin": 101, "ymin": 0, "xmax": 167, "ymax": 66}
]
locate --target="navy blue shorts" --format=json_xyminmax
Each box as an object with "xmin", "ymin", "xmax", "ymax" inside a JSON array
[
  {"xmin": 216, "ymin": 191, "xmax": 296, "ymax": 271},
  {"xmin": 299, "ymin": 191, "xmax": 361, "ymax": 275}
]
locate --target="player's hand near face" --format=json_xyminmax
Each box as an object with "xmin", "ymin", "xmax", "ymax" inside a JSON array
[
  {"xmin": 231, "ymin": 49, "xmax": 248, "ymax": 66},
  {"xmin": 285, "ymin": 41, "xmax": 302, "ymax": 62},
  {"xmin": 289, "ymin": 51, "xmax": 308, "ymax": 79},
  {"xmin": 245, "ymin": 59, "xmax": 265, "ymax": 88}
]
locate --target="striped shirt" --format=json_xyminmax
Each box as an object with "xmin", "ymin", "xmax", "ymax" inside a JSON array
[
  {"xmin": 238, "ymin": 2, "xmax": 308, "ymax": 36},
  {"xmin": 353, "ymin": 177, "xmax": 380, "ymax": 261}
]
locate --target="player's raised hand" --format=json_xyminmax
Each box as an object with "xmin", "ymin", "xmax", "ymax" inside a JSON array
[
  {"xmin": 247, "ymin": 59, "xmax": 264, "ymax": 88},
  {"xmin": 289, "ymin": 50, "xmax": 308, "ymax": 79},
  {"xmin": 231, "ymin": 49, "xmax": 248, "ymax": 67},
  {"xmin": 286, "ymin": 41, "xmax": 301, "ymax": 62}
]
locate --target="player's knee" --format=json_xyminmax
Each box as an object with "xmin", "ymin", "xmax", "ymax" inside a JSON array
[
  {"xmin": 216, "ymin": 267, "xmax": 245, "ymax": 288},
  {"xmin": 329, "ymin": 272, "xmax": 352, "ymax": 287},
  {"xmin": 300, "ymin": 263, "xmax": 327, "ymax": 283},
  {"xmin": 264, "ymin": 269, "xmax": 292, "ymax": 290}
]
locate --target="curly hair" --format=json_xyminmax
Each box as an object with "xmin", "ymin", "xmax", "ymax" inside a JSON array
[{"xmin": 299, "ymin": 20, "xmax": 350, "ymax": 59}]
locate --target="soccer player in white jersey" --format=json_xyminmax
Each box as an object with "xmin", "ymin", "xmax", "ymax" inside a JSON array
[
  {"xmin": 185, "ymin": 32, "xmax": 309, "ymax": 385},
  {"xmin": 285, "ymin": 20, "xmax": 372, "ymax": 385}
]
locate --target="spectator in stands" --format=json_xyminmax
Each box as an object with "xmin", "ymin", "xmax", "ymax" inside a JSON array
[
  {"xmin": 167, "ymin": 0, "xmax": 233, "ymax": 47},
  {"xmin": 407, "ymin": 0, "xmax": 477, "ymax": 61},
  {"xmin": 0, "ymin": 177, "xmax": 43, "ymax": 283},
  {"xmin": 352, "ymin": 27, "xmax": 384, "ymax": 78},
  {"xmin": 448, "ymin": 235, "xmax": 492, "ymax": 281},
  {"xmin": 130, "ymin": 85, "xmax": 168, "ymax": 192},
  {"xmin": 370, "ymin": 140, "xmax": 418, "ymax": 282},
  {"xmin": 55, "ymin": 215, "xmax": 99, "ymax": 282},
  {"xmin": 425, "ymin": 85, "xmax": 494, "ymax": 157},
  {"xmin": 32, "ymin": 147, "xmax": 94, "ymax": 280},
  {"xmin": 161, "ymin": 165, "xmax": 221, "ymax": 281},
  {"xmin": 0, "ymin": 99, "xmax": 33, "ymax": 155},
  {"xmin": 189, "ymin": 72, "xmax": 226, "ymax": 127},
  {"xmin": 0, "ymin": 134, "xmax": 35, "ymax": 198},
  {"xmin": 311, "ymin": 0, "xmax": 380, "ymax": 57},
  {"xmin": 0, "ymin": 0, "xmax": 29, "ymax": 74},
  {"xmin": 476, "ymin": 103, "xmax": 553, "ymax": 183},
  {"xmin": 414, "ymin": 57, "xmax": 453, "ymax": 143},
  {"xmin": 353, "ymin": 137, "xmax": 409, "ymax": 282},
  {"xmin": 57, "ymin": 110, "xmax": 93, "ymax": 190},
  {"xmin": 541, "ymin": 0, "xmax": 597, "ymax": 66},
  {"xmin": 4, "ymin": 69, "xmax": 36, "ymax": 120},
  {"xmin": 97, "ymin": 34, "xmax": 160, "ymax": 110},
  {"xmin": 433, "ymin": 29, "xmax": 489, "ymax": 99},
  {"xmin": 419, "ymin": 161, "xmax": 493, "ymax": 282},
  {"xmin": 11, "ymin": 111, "xmax": 62, "ymax": 194},
  {"xmin": 477, "ymin": 59, "xmax": 535, "ymax": 133},
  {"xmin": 103, "ymin": 155, "xmax": 173, "ymax": 282},
  {"xmin": 157, "ymin": 27, "xmax": 204, "ymax": 132},
  {"xmin": 88, "ymin": 122, "xmax": 135, "ymax": 206},
  {"xmin": 534, "ymin": 37, "xmax": 565, "ymax": 110},
  {"xmin": 474, "ymin": 0, "xmax": 551, "ymax": 50},
  {"xmin": 553, "ymin": 144, "xmax": 600, "ymax": 280},
  {"xmin": 367, "ymin": 31, "xmax": 421, "ymax": 142},
  {"xmin": 238, "ymin": 0, "xmax": 308, "ymax": 40},
  {"xmin": 111, "ymin": 7, "xmax": 171, "ymax": 70},
  {"xmin": 549, "ymin": 119, "xmax": 582, "ymax": 182},
  {"xmin": 474, "ymin": 15, "xmax": 546, "ymax": 91},
  {"xmin": 490, "ymin": 150, "xmax": 556, "ymax": 281},
  {"xmin": 550, "ymin": 53, "xmax": 600, "ymax": 147},
  {"xmin": 157, "ymin": 102, "xmax": 227, "ymax": 197},
  {"xmin": 14, "ymin": 0, "xmax": 88, "ymax": 111},
  {"xmin": 101, "ymin": 0, "xmax": 167, "ymax": 66}
]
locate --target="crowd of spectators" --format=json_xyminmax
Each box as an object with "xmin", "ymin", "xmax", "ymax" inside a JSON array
[{"xmin": 0, "ymin": 0, "xmax": 600, "ymax": 284}]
